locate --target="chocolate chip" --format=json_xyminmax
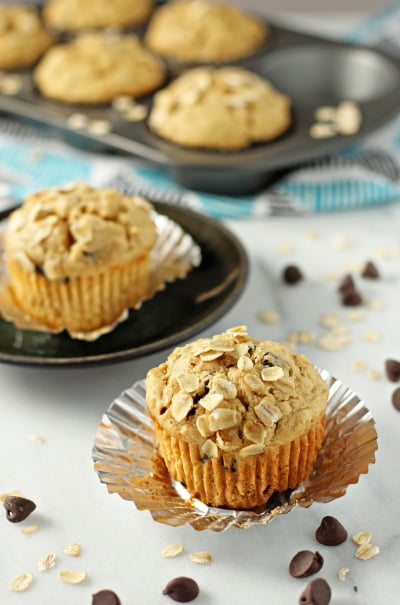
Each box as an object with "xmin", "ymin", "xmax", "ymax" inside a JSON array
[
  {"xmin": 3, "ymin": 496, "xmax": 36, "ymax": 523},
  {"xmin": 338, "ymin": 274, "xmax": 355, "ymax": 293},
  {"xmin": 163, "ymin": 577, "xmax": 199, "ymax": 602},
  {"xmin": 361, "ymin": 261, "xmax": 379, "ymax": 279},
  {"xmin": 283, "ymin": 265, "xmax": 304, "ymax": 284},
  {"xmin": 385, "ymin": 359, "xmax": 400, "ymax": 382},
  {"xmin": 289, "ymin": 550, "xmax": 324, "ymax": 578},
  {"xmin": 341, "ymin": 288, "xmax": 362, "ymax": 306},
  {"xmin": 92, "ymin": 589, "xmax": 121, "ymax": 605},
  {"xmin": 299, "ymin": 578, "xmax": 331, "ymax": 605},
  {"xmin": 392, "ymin": 387, "xmax": 400, "ymax": 411},
  {"xmin": 315, "ymin": 516, "xmax": 347, "ymax": 546}
]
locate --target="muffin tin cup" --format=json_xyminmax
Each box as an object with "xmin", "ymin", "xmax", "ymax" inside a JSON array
[{"xmin": 92, "ymin": 368, "xmax": 378, "ymax": 531}]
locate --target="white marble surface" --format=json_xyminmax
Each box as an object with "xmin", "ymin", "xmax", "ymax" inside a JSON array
[{"xmin": 1, "ymin": 5, "xmax": 400, "ymax": 605}]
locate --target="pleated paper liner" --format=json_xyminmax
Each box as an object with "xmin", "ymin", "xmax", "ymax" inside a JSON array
[
  {"xmin": 0, "ymin": 211, "xmax": 201, "ymax": 340},
  {"xmin": 92, "ymin": 369, "xmax": 378, "ymax": 531}
]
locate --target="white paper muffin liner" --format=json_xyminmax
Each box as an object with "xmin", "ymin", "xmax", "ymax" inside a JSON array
[{"xmin": 92, "ymin": 369, "xmax": 378, "ymax": 531}]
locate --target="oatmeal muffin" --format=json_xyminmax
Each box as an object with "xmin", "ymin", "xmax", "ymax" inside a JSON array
[
  {"xmin": 146, "ymin": 326, "xmax": 328, "ymax": 509},
  {"xmin": 34, "ymin": 32, "xmax": 165, "ymax": 105},
  {"xmin": 144, "ymin": 0, "xmax": 267, "ymax": 63},
  {"xmin": 43, "ymin": 0, "xmax": 154, "ymax": 32},
  {"xmin": 0, "ymin": 5, "xmax": 54, "ymax": 70},
  {"xmin": 148, "ymin": 66, "xmax": 291, "ymax": 151},
  {"xmin": 4, "ymin": 185, "xmax": 157, "ymax": 333}
]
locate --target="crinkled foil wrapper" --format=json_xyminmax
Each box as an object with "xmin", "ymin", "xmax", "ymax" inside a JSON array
[
  {"xmin": 0, "ymin": 212, "xmax": 201, "ymax": 340},
  {"xmin": 92, "ymin": 369, "xmax": 378, "ymax": 531}
]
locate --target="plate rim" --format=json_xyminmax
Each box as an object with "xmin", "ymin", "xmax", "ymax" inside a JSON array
[{"xmin": 0, "ymin": 200, "xmax": 249, "ymax": 367}]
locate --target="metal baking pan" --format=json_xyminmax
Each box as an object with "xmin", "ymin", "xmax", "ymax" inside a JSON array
[{"xmin": 0, "ymin": 18, "xmax": 399, "ymax": 195}]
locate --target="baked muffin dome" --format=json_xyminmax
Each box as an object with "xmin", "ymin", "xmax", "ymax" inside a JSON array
[
  {"xmin": 145, "ymin": 0, "xmax": 267, "ymax": 63},
  {"xmin": 43, "ymin": 0, "xmax": 154, "ymax": 32},
  {"xmin": 34, "ymin": 32, "xmax": 165, "ymax": 105},
  {"xmin": 5, "ymin": 184, "xmax": 157, "ymax": 332},
  {"xmin": 146, "ymin": 326, "xmax": 328, "ymax": 509},
  {"xmin": 148, "ymin": 66, "xmax": 291, "ymax": 151},
  {"xmin": 0, "ymin": 5, "xmax": 54, "ymax": 70}
]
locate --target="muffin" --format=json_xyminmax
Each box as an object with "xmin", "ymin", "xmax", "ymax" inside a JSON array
[
  {"xmin": 34, "ymin": 32, "xmax": 165, "ymax": 105},
  {"xmin": 148, "ymin": 66, "xmax": 291, "ymax": 151},
  {"xmin": 4, "ymin": 184, "xmax": 157, "ymax": 333},
  {"xmin": 0, "ymin": 5, "xmax": 54, "ymax": 70},
  {"xmin": 146, "ymin": 326, "xmax": 329, "ymax": 509},
  {"xmin": 43, "ymin": 0, "xmax": 154, "ymax": 33},
  {"xmin": 144, "ymin": 0, "xmax": 267, "ymax": 63}
]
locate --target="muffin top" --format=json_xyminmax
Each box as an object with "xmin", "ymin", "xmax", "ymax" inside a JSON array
[
  {"xmin": 43, "ymin": 0, "xmax": 154, "ymax": 32},
  {"xmin": 145, "ymin": 0, "xmax": 267, "ymax": 63},
  {"xmin": 0, "ymin": 5, "xmax": 54, "ymax": 70},
  {"xmin": 34, "ymin": 32, "xmax": 165, "ymax": 104},
  {"xmin": 5, "ymin": 185, "xmax": 157, "ymax": 280},
  {"xmin": 146, "ymin": 326, "xmax": 329, "ymax": 459},
  {"xmin": 148, "ymin": 66, "xmax": 291, "ymax": 151}
]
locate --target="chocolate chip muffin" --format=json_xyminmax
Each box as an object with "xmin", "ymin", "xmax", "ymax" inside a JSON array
[
  {"xmin": 146, "ymin": 326, "xmax": 328, "ymax": 509},
  {"xmin": 34, "ymin": 32, "xmax": 165, "ymax": 105},
  {"xmin": 0, "ymin": 5, "xmax": 54, "ymax": 70},
  {"xmin": 144, "ymin": 0, "xmax": 267, "ymax": 63},
  {"xmin": 4, "ymin": 184, "xmax": 157, "ymax": 333},
  {"xmin": 148, "ymin": 66, "xmax": 291, "ymax": 151},
  {"xmin": 43, "ymin": 0, "xmax": 154, "ymax": 32}
]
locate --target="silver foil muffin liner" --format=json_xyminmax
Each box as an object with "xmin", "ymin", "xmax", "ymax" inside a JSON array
[
  {"xmin": 92, "ymin": 369, "xmax": 378, "ymax": 531},
  {"xmin": 0, "ymin": 211, "xmax": 201, "ymax": 340}
]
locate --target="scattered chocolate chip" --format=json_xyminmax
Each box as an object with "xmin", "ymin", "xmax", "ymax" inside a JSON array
[
  {"xmin": 3, "ymin": 496, "xmax": 36, "ymax": 523},
  {"xmin": 341, "ymin": 288, "xmax": 362, "ymax": 306},
  {"xmin": 163, "ymin": 577, "xmax": 199, "ymax": 602},
  {"xmin": 315, "ymin": 516, "xmax": 347, "ymax": 546},
  {"xmin": 385, "ymin": 359, "xmax": 400, "ymax": 382},
  {"xmin": 299, "ymin": 578, "xmax": 331, "ymax": 605},
  {"xmin": 283, "ymin": 265, "xmax": 304, "ymax": 285},
  {"xmin": 361, "ymin": 261, "xmax": 379, "ymax": 279},
  {"xmin": 391, "ymin": 387, "xmax": 400, "ymax": 411},
  {"xmin": 92, "ymin": 589, "xmax": 121, "ymax": 605},
  {"xmin": 289, "ymin": 550, "xmax": 324, "ymax": 578},
  {"xmin": 338, "ymin": 274, "xmax": 355, "ymax": 293}
]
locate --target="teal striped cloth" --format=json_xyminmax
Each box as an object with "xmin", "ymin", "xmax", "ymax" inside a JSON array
[{"xmin": 0, "ymin": 4, "xmax": 399, "ymax": 219}]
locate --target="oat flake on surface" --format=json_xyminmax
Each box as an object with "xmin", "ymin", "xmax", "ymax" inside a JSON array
[
  {"xmin": 58, "ymin": 569, "xmax": 87, "ymax": 583},
  {"xmin": 189, "ymin": 551, "xmax": 212, "ymax": 564},
  {"xmin": 64, "ymin": 543, "xmax": 81, "ymax": 557},
  {"xmin": 352, "ymin": 531, "xmax": 372, "ymax": 545},
  {"xmin": 355, "ymin": 543, "xmax": 380, "ymax": 560},
  {"xmin": 37, "ymin": 553, "xmax": 57, "ymax": 572},
  {"xmin": 9, "ymin": 573, "xmax": 33, "ymax": 592},
  {"xmin": 161, "ymin": 544, "xmax": 184, "ymax": 558},
  {"xmin": 20, "ymin": 524, "xmax": 38, "ymax": 534}
]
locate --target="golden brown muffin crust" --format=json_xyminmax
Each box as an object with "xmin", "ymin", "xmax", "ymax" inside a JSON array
[
  {"xmin": 0, "ymin": 5, "xmax": 54, "ymax": 70},
  {"xmin": 5, "ymin": 184, "xmax": 157, "ymax": 280},
  {"xmin": 145, "ymin": 0, "xmax": 267, "ymax": 63}
]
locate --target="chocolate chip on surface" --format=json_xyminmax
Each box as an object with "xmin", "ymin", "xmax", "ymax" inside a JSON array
[
  {"xmin": 361, "ymin": 261, "xmax": 379, "ymax": 279},
  {"xmin": 163, "ymin": 577, "xmax": 199, "ymax": 602},
  {"xmin": 338, "ymin": 274, "xmax": 355, "ymax": 293},
  {"xmin": 341, "ymin": 288, "xmax": 362, "ymax": 306},
  {"xmin": 4, "ymin": 496, "xmax": 36, "ymax": 523},
  {"xmin": 283, "ymin": 265, "xmax": 304, "ymax": 284},
  {"xmin": 385, "ymin": 359, "xmax": 400, "ymax": 382},
  {"xmin": 289, "ymin": 550, "xmax": 324, "ymax": 578},
  {"xmin": 92, "ymin": 589, "xmax": 121, "ymax": 605},
  {"xmin": 315, "ymin": 516, "xmax": 348, "ymax": 546},
  {"xmin": 299, "ymin": 578, "xmax": 331, "ymax": 605},
  {"xmin": 392, "ymin": 387, "xmax": 400, "ymax": 411}
]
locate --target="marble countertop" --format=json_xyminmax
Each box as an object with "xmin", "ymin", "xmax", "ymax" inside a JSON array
[{"xmin": 1, "ymin": 4, "xmax": 400, "ymax": 605}]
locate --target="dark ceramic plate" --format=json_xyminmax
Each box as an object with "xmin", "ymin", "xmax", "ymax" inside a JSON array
[
  {"xmin": 0, "ymin": 202, "xmax": 248, "ymax": 366},
  {"xmin": 0, "ymin": 21, "xmax": 398, "ymax": 195}
]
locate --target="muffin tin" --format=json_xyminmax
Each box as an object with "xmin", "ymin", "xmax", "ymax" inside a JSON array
[{"xmin": 0, "ymin": 8, "xmax": 399, "ymax": 195}]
